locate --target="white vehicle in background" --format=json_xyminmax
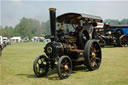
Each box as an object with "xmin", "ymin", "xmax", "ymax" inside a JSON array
[
  {"xmin": 0, "ymin": 36, "xmax": 3, "ymax": 56},
  {"xmin": 32, "ymin": 36, "xmax": 40, "ymax": 42},
  {"xmin": 3, "ymin": 37, "xmax": 8, "ymax": 42},
  {"xmin": 3, "ymin": 37, "xmax": 8, "ymax": 47},
  {"xmin": 0, "ymin": 36, "xmax": 3, "ymax": 44},
  {"xmin": 32, "ymin": 36, "xmax": 45, "ymax": 42},
  {"xmin": 43, "ymin": 39, "xmax": 51, "ymax": 43}
]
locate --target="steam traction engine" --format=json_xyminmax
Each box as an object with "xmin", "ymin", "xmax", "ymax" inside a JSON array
[
  {"xmin": 33, "ymin": 8, "xmax": 102, "ymax": 79},
  {"xmin": 97, "ymin": 24, "xmax": 128, "ymax": 47},
  {"xmin": 103, "ymin": 24, "xmax": 128, "ymax": 47}
]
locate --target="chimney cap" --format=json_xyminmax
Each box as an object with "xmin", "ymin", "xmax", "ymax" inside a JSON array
[{"xmin": 49, "ymin": 8, "xmax": 56, "ymax": 11}]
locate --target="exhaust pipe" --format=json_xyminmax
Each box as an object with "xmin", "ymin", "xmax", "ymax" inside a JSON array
[{"xmin": 49, "ymin": 8, "xmax": 56, "ymax": 37}]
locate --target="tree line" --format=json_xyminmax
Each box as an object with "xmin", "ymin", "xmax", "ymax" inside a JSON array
[
  {"xmin": 104, "ymin": 19, "xmax": 128, "ymax": 25},
  {"xmin": 0, "ymin": 17, "xmax": 128, "ymax": 39},
  {"xmin": 0, "ymin": 17, "xmax": 51, "ymax": 39}
]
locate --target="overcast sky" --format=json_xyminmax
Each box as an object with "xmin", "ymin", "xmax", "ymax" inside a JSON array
[{"xmin": 1, "ymin": 0, "xmax": 128, "ymax": 27}]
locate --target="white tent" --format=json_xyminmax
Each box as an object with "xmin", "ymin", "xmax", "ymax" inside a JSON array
[{"xmin": 10, "ymin": 37, "xmax": 21, "ymax": 43}]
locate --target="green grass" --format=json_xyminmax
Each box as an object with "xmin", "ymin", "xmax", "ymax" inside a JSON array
[{"xmin": 1, "ymin": 42, "xmax": 128, "ymax": 85}]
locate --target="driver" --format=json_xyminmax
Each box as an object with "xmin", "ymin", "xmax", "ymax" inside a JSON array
[
  {"xmin": 75, "ymin": 23, "xmax": 82, "ymax": 36},
  {"xmin": 57, "ymin": 23, "xmax": 64, "ymax": 34}
]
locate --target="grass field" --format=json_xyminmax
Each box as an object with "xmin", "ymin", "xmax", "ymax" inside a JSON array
[{"xmin": 1, "ymin": 42, "xmax": 128, "ymax": 85}]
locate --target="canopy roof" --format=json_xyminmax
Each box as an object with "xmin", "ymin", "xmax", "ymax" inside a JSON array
[
  {"xmin": 109, "ymin": 25, "xmax": 128, "ymax": 28},
  {"xmin": 56, "ymin": 13, "xmax": 103, "ymax": 24}
]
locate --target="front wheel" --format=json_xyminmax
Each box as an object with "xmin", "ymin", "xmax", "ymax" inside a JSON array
[
  {"xmin": 33, "ymin": 55, "xmax": 49, "ymax": 77},
  {"xmin": 84, "ymin": 40, "xmax": 102, "ymax": 71},
  {"xmin": 57, "ymin": 56, "xmax": 72, "ymax": 79}
]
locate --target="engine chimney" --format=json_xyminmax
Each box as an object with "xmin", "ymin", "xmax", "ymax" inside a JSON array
[{"xmin": 49, "ymin": 8, "xmax": 56, "ymax": 37}]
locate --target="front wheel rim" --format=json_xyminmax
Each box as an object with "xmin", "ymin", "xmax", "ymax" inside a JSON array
[
  {"xmin": 58, "ymin": 56, "xmax": 72, "ymax": 79},
  {"xmin": 33, "ymin": 55, "xmax": 49, "ymax": 77}
]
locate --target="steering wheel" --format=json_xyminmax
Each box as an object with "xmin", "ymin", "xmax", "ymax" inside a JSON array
[{"xmin": 79, "ymin": 29, "xmax": 90, "ymax": 49}]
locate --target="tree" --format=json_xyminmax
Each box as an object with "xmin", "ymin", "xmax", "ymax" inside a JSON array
[
  {"xmin": 104, "ymin": 19, "xmax": 120, "ymax": 25},
  {"xmin": 41, "ymin": 20, "xmax": 50, "ymax": 35},
  {"xmin": 14, "ymin": 17, "xmax": 42, "ymax": 39},
  {"xmin": 121, "ymin": 19, "xmax": 128, "ymax": 24},
  {"xmin": 0, "ymin": 26, "xmax": 14, "ymax": 38}
]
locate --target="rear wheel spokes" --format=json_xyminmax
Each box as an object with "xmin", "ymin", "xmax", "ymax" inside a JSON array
[
  {"xmin": 91, "ymin": 60, "xmax": 96, "ymax": 67},
  {"xmin": 96, "ymin": 57, "xmax": 100, "ymax": 61},
  {"xmin": 91, "ymin": 57, "xmax": 100, "ymax": 67},
  {"xmin": 123, "ymin": 38, "xmax": 128, "ymax": 46},
  {"xmin": 121, "ymin": 39, "xmax": 125, "ymax": 45},
  {"xmin": 91, "ymin": 43, "xmax": 101, "ymax": 67},
  {"xmin": 120, "ymin": 36, "xmax": 128, "ymax": 47},
  {"xmin": 60, "ymin": 64, "xmax": 67, "ymax": 77},
  {"xmin": 64, "ymin": 59, "xmax": 68, "ymax": 64},
  {"xmin": 90, "ymin": 43, "xmax": 97, "ymax": 53},
  {"xmin": 61, "ymin": 68, "xmax": 67, "ymax": 76}
]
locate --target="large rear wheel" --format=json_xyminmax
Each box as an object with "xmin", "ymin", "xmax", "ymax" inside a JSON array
[
  {"xmin": 57, "ymin": 56, "xmax": 72, "ymax": 79},
  {"xmin": 84, "ymin": 40, "xmax": 102, "ymax": 71},
  {"xmin": 33, "ymin": 55, "xmax": 49, "ymax": 77},
  {"xmin": 119, "ymin": 35, "xmax": 128, "ymax": 47}
]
